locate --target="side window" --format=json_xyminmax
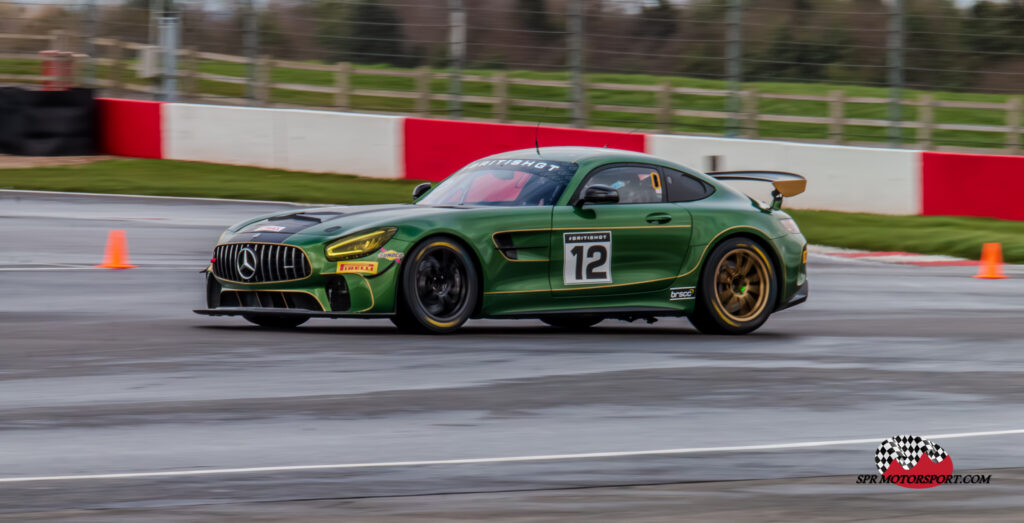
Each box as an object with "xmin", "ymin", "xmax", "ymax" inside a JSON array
[
  {"xmin": 664, "ymin": 167, "xmax": 714, "ymax": 202},
  {"xmin": 580, "ymin": 165, "xmax": 663, "ymax": 204}
]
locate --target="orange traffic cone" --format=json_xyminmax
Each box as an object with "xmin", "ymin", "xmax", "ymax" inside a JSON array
[
  {"xmin": 97, "ymin": 230, "xmax": 137, "ymax": 269},
  {"xmin": 974, "ymin": 242, "xmax": 1006, "ymax": 279}
]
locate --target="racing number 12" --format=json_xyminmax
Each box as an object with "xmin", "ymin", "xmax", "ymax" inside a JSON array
[
  {"xmin": 570, "ymin": 245, "xmax": 607, "ymax": 281},
  {"xmin": 563, "ymin": 231, "xmax": 612, "ymax": 285}
]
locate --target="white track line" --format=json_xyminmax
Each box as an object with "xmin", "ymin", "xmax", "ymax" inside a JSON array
[
  {"xmin": 0, "ymin": 267, "xmax": 199, "ymax": 272},
  {"xmin": 0, "ymin": 267, "xmax": 102, "ymax": 272},
  {"xmin": 1, "ymin": 428, "xmax": 1021, "ymax": 484},
  {"xmin": 0, "ymin": 189, "xmax": 311, "ymax": 207}
]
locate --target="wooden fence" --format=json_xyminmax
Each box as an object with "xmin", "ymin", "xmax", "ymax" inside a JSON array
[{"xmin": 1, "ymin": 32, "xmax": 1022, "ymax": 154}]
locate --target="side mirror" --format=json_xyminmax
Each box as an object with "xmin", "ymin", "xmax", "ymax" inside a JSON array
[
  {"xmin": 412, "ymin": 182, "xmax": 432, "ymax": 200},
  {"xmin": 574, "ymin": 185, "xmax": 619, "ymax": 208}
]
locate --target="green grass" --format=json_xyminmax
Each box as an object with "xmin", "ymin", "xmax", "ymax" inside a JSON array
[
  {"xmin": 3, "ymin": 56, "xmax": 1019, "ymax": 149},
  {"xmin": 0, "ymin": 159, "xmax": 422, "ymax": 205},
  {"xmin": 790, "ymin": 210, "xmax": 1024, "ymax": 263},
  {"xmin": 1, "ymin": 159, "xmax": 1021, "ymax": 262}
]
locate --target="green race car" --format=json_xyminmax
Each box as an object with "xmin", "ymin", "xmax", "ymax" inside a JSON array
[{"xmin": 195, "ymin": 147, "xmax": 808, "ymax": 334}]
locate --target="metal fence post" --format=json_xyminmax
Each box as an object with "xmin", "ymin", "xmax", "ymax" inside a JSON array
[
  {"xmin": 658, "ymin": 82, "xmax": 673, "ymax": 133},
  {"xmin": 255, "ymin": 55, "xmax": 271, "ymax": 105},
  {"xmin": 887, "ymin": 0, "xmax": 905, "ymax": 148},
  {"xmin": 918, "ymin": 94, "xmax": 934, "ymax": 150},
  {"xmin": 416, "ymin": 66, "xmax": 432, "ymax": 115},
  {"xmin": 829, "ymin": 90, "xmax": 845, "ymax": 144},
  {"xmin": 494, "ymin": 72, "xmax": 508, "ymax": 122},
  {"xmin": 448, "ymin": 0, "xmax": 466, "ymax": 119},
  {"xmin": 1008, "ymin": 97, "xmax": 1022, "ymax": 155},
  {"xmin": 243, "ymin": 0, "xmax": 259, "ymax": 101},
  {"xmin": 110, "ymin": 39, "xmax": 125, "ymax": 94},
  {"xmin": 84, "ymin": 0, "xmax": 98, "ymax": 87},
  {"xmin": 158, "ymin": 15, "xmax": 180, "ymax": 101},
  {"xmin": 149, "ymin": 0, "xmax": 160, "ymax": 45},
  {"xmin": 334, "ymin": 62, "xmax": 351, "ymax": 110},
  {"xmin": 568, "ymin": 0, "xmax": 586, "ymax": 127},
  {"xmin": 742, "ymin": 90, "xmax": 758, "ymax": 139},
  {"xmin": 182, "ymin": 47, "xmax": 198, "ymax": 98},
  {"xmin": 725, "ymin": 0, "xmax": 742, "ymax": 138}
]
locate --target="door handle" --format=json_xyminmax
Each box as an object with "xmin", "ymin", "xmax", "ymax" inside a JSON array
[{"xmin": 646, "ymin": 213, "xmax": 672, "ymax": 224}]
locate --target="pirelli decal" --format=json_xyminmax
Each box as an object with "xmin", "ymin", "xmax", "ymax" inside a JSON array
[{"xmin": 336, "ymin": 261, "xmax": 378, "ymax": 275}]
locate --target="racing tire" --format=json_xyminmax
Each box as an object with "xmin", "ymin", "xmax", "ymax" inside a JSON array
[
  {"xmin": 389, "ymin": 312, "xmax": 423, "ymax": 333},
  {"xmin": 243, "ymin": 314, "xmax": 309, "ymax": 329},
  {"xmin": 689, "ymin": 237, "xmax": 778, "ymax": 335},
  {"xmin": 394, "ymin": 237, "xmax": 479, "ymax": 334},
  {"xmin": 541, "ymin": 316, "xmax": 603, "ymax": 330}
]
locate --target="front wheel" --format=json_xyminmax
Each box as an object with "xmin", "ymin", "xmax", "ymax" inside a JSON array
[
  {"xmin": 394, "ymin": 237, "xmax": 479, "ymax": 333},
  {"xmin": 689, "ymin": 237, "xmax": 777, "ymax": 335},
  {"xmin": 243, "ymin": 314, "xmax": 309, "ymax": 329}
]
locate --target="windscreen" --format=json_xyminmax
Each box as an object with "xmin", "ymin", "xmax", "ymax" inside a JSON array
[{"xmin": 417, "ymin": 159, "xmax": 578, "ymax": 207}]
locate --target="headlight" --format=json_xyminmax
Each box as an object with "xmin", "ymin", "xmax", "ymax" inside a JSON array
[
  {"xmin": 779, "ymin": 218, "xmax": 801, "ymax": 235},
  {"xmin": 325, "ymin": 227, "xmax": 397, "ymax": 261}
]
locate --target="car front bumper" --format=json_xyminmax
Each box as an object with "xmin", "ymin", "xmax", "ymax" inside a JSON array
[{"xmin": 777, "ymin": 281, "xmax": 808, "ymax": 311}]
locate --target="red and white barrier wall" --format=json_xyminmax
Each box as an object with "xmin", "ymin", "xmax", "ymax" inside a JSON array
[{"xmin": 96, "ymin": 98, "xmax": 1023, "ymax": 219}]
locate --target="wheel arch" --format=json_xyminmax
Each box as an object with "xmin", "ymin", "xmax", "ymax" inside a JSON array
[
  {"xmin": 398, "ymin": 232, "xmax": 487, "ymax": 318},
  {"xmin": 697, "ymin": 229, "xmax": 785, "ymax": 310}
]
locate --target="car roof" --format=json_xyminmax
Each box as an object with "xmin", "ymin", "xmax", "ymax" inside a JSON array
[{"xmin": 482, "ymin": 146, "xmax": 669, "ymax": 165}]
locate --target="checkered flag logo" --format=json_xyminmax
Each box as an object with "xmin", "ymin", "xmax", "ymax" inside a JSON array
[{"xmin": 875, "ymin": 435, "xmax": 949, "ymax": 474}]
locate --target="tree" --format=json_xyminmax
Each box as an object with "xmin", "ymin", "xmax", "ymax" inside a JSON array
[
  {"xmin": 315, "ymin": 0, "xmax": 406, "ymax": 65},
  {"xmin": 636, "ymin": 0, "xmax": 677, "ymax": 40},
  {"xmin": 516, "ymin": 0, "xmax": 559, "ymax": 36}
]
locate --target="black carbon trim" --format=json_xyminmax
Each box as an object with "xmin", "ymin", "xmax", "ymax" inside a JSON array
[{"xmin": 194, "ymin": 308, "xmax": 393, "ymax": 319}]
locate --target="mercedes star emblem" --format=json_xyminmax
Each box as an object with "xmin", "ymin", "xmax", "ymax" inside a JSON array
[{"xmin": 237, "ymin": 247, "xmax": 257, "ymax": 280}]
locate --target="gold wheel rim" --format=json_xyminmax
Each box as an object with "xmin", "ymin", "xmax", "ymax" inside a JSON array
[{"xmin": 713, "ymin": 247, "xmax": 770, "ymax": 323}]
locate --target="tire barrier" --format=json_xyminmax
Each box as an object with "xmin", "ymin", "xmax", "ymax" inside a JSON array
[{"xmin": 0, "ymin": 87, "xmax": 98, "ymax": 156}]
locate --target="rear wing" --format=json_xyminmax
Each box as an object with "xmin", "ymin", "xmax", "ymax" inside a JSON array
[{"xmin": 707, "ymin": 170, "xmax": 806, "ymax": 210}]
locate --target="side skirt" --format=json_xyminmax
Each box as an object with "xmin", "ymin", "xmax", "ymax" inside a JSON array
[
  {"xmin": 194, "ymin": 308, "xmax": 393, "ymax": 319},
  {"xmin": 490, "ymin": 306, "xmax": 688, "ymax": 321}
]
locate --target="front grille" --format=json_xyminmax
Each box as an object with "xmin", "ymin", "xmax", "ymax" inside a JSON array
[{"xmin": 213, "ymin": 243, "xmax": 311, "ymax": 283}]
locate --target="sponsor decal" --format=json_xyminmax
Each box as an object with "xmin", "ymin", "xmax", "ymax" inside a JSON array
[
  {"xmin": 853, "ymin": 434, "xmax": 990, "ymax": 489},
  {"xmin": 670, "ymin": 287, "xmax": 695, "ymax": 300},
  {"xmin": 336, "ymin": 261, "xmax": 378, "ymax": 275},
  {"xmin": 378, "ymin": 248, "xmax": 404, "ymax": 264},
  {"xmin": 253, "ymin": 225, "xmax": 286, "ymax": 233},
  {"xmin": 463, "ymin": 159, "xmax": 570, "ymax": 173},
  {"xmin": 563, "ymin": 231, "xmax": 612, "ymax": 285}
]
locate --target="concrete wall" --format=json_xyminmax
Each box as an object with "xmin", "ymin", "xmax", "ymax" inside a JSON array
[
  {"xmin": 93, "ymin": 99, "xmax": 1024, "ymax": 220},
  {"xmin": 162, "ymin": 104, "xmax": 403, "ymax": 179},
  {"xmin": 647, "ymin": 135, "xmax": 922, "ymax": 215}
]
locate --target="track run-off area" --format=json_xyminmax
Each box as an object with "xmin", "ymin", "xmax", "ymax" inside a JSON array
[{"xmin": 2, "ymin": 190, "xmax": 1024, "ymax": 521}]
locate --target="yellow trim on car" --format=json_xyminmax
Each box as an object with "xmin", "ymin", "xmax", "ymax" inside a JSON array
[
  {"xmin": 484, "ymin": 225, "xmax": 770, "ymax": 295},
  {"xmin": 356, "ymin": 275, "xmax": 376, "ymax": 313}
]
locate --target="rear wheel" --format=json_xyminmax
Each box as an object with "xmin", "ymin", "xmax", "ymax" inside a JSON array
[
  {"xmin": 542, "ymin": 316, "xmax": 603, "ymax": 330},
  {"xmin": 394, "ymin": 237, "xmax": 479, "ymax": 333},
  {"xmin": 689, "ymin": 237, "xmax": 777, "ymax": 335},
  {"xmin": 243, "ymin": 314, "xmax": 309, "ymax": 329}
]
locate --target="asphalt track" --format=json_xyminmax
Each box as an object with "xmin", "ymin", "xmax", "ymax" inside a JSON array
[{"xmin": 2, "ymin": 189, "xmax": 1024, "ymax": 521}]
